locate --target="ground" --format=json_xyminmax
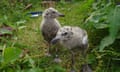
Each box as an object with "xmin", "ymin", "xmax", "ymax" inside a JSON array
[{"xmin": 14, "ymin": 1, "xmax": 94, "ymax": 72}]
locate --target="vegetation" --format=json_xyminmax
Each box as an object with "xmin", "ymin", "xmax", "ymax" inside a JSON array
[{"xmin": 0, "ymin": 0, "xmax": 120, "ymax": 72}]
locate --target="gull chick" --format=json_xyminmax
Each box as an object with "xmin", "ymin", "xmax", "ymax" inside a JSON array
[
  {"xmin": 40, "ymin": 7, "xmax": 64, "ymax": 56},
  {"xmin": 51, "ymin": 26, "xmax": 92, "ymax": 72}
]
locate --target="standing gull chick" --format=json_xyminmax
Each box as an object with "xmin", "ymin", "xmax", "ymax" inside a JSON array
[
  {"xmin": 51, "ymin": 26, "xmax": 92, "ymax": 72},
  {"xmin": 40, "ymin": 7, "xmax": 64, "ymax": 56}
]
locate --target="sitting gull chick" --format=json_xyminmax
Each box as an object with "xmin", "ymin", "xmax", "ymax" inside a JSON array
[
  {"xmin": 51, "ymin": 26, "xmax": 92, "ymax": 72},
  {"xmin": 40, "ymin": 7, "xmax": 64, "ymax": 57}
]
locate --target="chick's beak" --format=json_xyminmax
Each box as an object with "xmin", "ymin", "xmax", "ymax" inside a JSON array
[
  {"xmin": 59, "ymin": 13, "xmax": 65, "ymax": 17},
  {"xmin": 51, "ymin": 37, "xmax": 60, "ymax": 45}
]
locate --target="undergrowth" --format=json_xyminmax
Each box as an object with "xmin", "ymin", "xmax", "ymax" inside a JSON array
[{"xmin": 0, "ymin": 0, "xmax": 120, "ymax": 72}]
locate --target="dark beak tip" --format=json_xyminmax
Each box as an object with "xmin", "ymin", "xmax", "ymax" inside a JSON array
[
  {"xmin": 59, "ymin": 14, "xmax": 65, "ymax": 17},
  {"xmin": 51, "ymin": 39, "xmax": 59, "ymax": 45},
  {"xmin": 50, "ymin": 40, "xmax": 54, "ymax": 45},
  {"xmin": 50, "ymin": 40, "xmax": 56, "ymax": 45}
]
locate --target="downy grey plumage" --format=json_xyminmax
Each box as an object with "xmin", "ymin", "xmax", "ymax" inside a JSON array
[
  {"xmin": 40, "ymin": 7, "xmax": 64, "ymax": 56},
  {"xmin": 51, "ymin": 26, "xmax": 92, "ymax": 72}
]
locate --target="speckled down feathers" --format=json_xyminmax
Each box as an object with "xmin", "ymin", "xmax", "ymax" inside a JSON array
[
  {"xmin": 40, "ymin": 7, "xmax": 62, "ymax": 43},
  {"xmin": 52, "ymin": 26, "xmax": 88, "ymax": 50}
]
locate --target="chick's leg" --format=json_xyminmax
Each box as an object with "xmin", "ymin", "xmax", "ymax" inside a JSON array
[
  {"xmin": 54, "ymin": 47, "xmax": 62, "ymax": 63},
  {"xmin": 70, "ymin": 50, "xmax": 76, "ymax": 72},
  {"xmin": 45, "ymin": 43, "xmax": 51, "ymax": 57}
]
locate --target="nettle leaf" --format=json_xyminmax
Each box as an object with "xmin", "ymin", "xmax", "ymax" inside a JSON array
[
  {"xmin": 99, "ymin": 6, "xmax": 120, "ymax": 51},
  {"xmin": 85, "ymin": 11, "xmax": 102, "ymax": 23},
  {"xmin": 109, "ymin": 6, "xmax": 120, "ymax": 37},
  {"xmin": 2, "ymin": 47, "xmax": 22, "ymax": 64},
  {"xmin": 117, "ymin": 33, "xmax": 120, "ymax": 39},
  {"xmin": 94, "ymin": 23, "xmax": 108, "ymax": 29},
  {"xmin": 99, "ymin": 36, "xmax": 115, "ymax": 51}
]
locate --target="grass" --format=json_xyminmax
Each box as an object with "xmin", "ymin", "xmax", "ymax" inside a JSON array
[
  {"xmin": 11, "ymin": 1, "xmax": 92, "ymax": 72},
  {"xmin": 0, "ymin": 0, "xmax": 97, "ymax": 72},
  {"xmin": 1, "ymin": 0, "xmax": 120, "ymax": 72}
]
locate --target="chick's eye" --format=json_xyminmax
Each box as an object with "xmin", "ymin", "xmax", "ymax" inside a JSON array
[
  {"xmin": 46, "ymin": 13, "xmax": 49, "ymax": 15},
  {"xmin": 62, "ymin": 32, "xmax": 68, "ymax": 36},
  {"xmin": 52, "ymin": 11, "xmax": 56, "ymax": 14}
]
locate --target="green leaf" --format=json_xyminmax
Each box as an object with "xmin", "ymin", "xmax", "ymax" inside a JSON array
[
  {"xmin": 99, "ymin": 36, "xmax": 114, "ymax": 52},
  {"xmin": 94, "ymin": 23, "xmax": 108, "ymax": 29},
  {"xmin": 117, "ymin": 33, "xmax": 120, "ymax": 39},
  {"xmin": 25, "ymin": 54, "xmax": 35, "ymax": 68},
  {"xmin": 0, "ymin": 55, "xmax": 3, "ymax": 63},
  {"xmin": 18, "ymin": 26, "xmax": 26, "ymax": 30},
  {"xmin": 0, "ymin": 28, "xmax": 12, "ymax": 35},
  {"xmin": 109, "ymin": 6, "xmax": 120, "ymax": 37},
  {"xmin": 2, "ymin": 47, "xmax": 22, "ymax": 64},
  {"xmin": 99, "ymin": 6, "xmax": 120, "ymax": 51},
  {"xmin": 53, "ymin": 65, "xmax": 66, "ymax": 72},
  {"xmin": 26, "ymin": 68, "xmax": 44, "ymax": 72},
  {"xmin": 87, "ymin": 54, "xmax": 96, "ymax": 64},
  {"xmin": 16, "ymin": 20, "xmax": 26, "ymax": 26}
]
